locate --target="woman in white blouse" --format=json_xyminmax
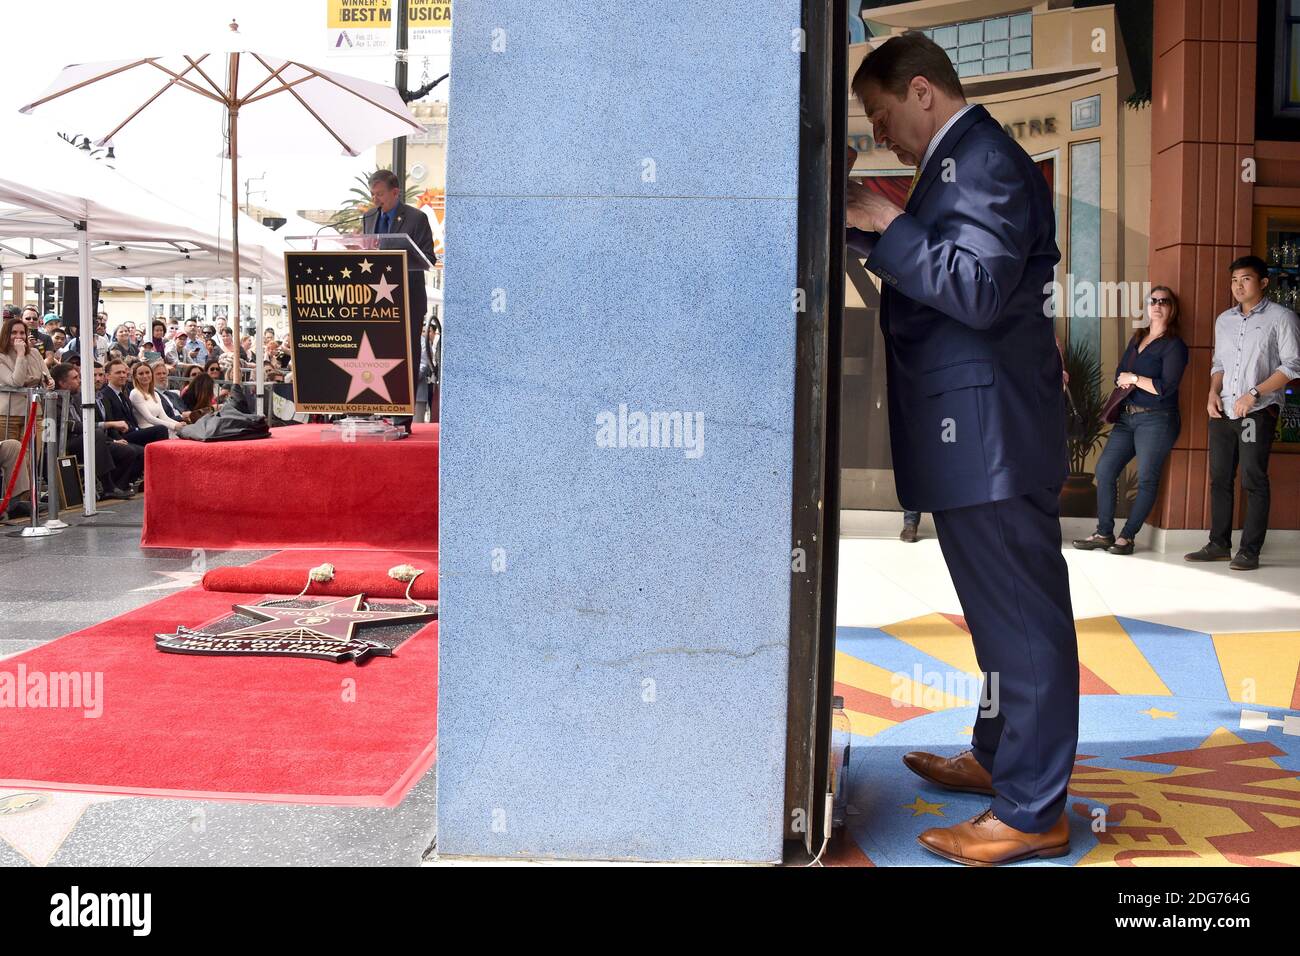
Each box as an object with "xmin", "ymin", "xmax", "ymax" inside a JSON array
[{"xmin": 128, "ymin": 362, "xmax": 184, "ymax": 436}]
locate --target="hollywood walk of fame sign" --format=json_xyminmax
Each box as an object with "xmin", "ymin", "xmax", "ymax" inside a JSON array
[
  {"xmin": 155, "ymin": 594, "xmax": 437, "ymax": 664},
  {"xmin": 284, "ymin": 249, "xmax": 415, "ymax": 414}
]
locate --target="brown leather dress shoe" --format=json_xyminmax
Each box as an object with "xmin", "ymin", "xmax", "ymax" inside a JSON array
[
  {"xmin": 902, "ymin": 749, "xmax": 994, "ymax": 796},
  {"xmin": 918, "ymin": 809, "xmax": 1070, "ymax": 866}
]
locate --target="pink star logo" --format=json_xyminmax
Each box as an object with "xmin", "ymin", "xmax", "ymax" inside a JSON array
[
  {"xmin": 369, "ymin": 273, "xmax": 398, "ymax": 303},
  {"xmin": 328, "ymin": 332, "xmax": 403, "ymax": 403}
]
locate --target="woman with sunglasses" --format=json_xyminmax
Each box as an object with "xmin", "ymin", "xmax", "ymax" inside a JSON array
[{"xmin": 1074, "ymin": 286, "xmax": 1189, "ymax": 554}]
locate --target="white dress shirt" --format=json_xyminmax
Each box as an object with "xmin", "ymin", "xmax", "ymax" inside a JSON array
[{"xmin": 918, "ymin": 104, "xmax": 975, "ymax": 178}]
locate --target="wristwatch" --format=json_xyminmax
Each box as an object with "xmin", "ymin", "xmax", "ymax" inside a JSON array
[{"xmin": 1249, "ymin": 387, "xmax": 1260, "ymax": 398}]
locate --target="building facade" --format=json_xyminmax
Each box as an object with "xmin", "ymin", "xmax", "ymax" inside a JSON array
[
  {"xmin": 844, "ymin": 0, "xmax": 1152, "ymax": 511},
  {"xmin": 844, "ymin": 0, "xmax": 1300, "ymax": 532}
]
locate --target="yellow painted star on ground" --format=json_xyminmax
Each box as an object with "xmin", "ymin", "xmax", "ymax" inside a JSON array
[
  {"xmin": 359, "ymin": 258, "xmax": 373, "ymax": 273},
  {"xmin": 902, "ymin": 796, "xmax": 946, "ymax": 818},
  {"xmin": 340, "ymin": 267, "xmax": 352, "ymax": 278},
  {"xmin": 1140, "ymin": 707, "xmax": 1177, "ymax": 720}
]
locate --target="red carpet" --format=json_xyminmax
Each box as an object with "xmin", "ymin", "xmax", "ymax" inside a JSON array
[
  {"xmin": 0, "ymin": 572, "xmax": 437, "ymax": 806},
  {"xmin": 141, "ymin": 423, "xmax": 438, "ymax": 551},
  {"xmin": 202, "ymin": 548, "xmax": 438, "ymax": 599}
]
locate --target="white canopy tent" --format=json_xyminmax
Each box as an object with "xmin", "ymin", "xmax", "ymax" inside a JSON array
[
  {"xmin": 0, "ymin": 144, "xmax": 287, "ymax": 289},
  {"xmin": 0, "ymin": 144, "xmax": 288, "ymax": 516}
]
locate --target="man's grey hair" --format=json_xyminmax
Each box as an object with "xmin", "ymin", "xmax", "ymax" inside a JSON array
[{"xmin": 369, "ymin": 169, "xmax": 401, "ymax": 191}]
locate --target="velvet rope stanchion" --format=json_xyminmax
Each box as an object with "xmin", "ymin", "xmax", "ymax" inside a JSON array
[{"xmin": 0, "ymin": 396, "xmax": 39, "ymax": 516}]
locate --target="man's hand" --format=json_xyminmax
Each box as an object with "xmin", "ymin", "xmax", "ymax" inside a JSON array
[
  {"xmin": 1207, "ymin": 392, "xmax": 1224, "ymax": 419},
  {"xmin": 846, "ymin": 180, "xmax": 903, "ymax": 233},
  {"xmin": 1233, "ymin": 392, "xmax": 1257, "ymax": 420}
]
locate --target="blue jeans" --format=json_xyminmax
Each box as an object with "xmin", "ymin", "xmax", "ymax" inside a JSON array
[
  {"xmin": 1094, "ymin": 407, "xmax": 1181, "ymax": 540},
  {"xmin": 903, "ymin": 510, "xmax": 921, "ymax": 526}
]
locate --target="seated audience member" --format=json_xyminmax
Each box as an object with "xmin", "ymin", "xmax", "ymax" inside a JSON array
[
  {"xmin": 151, "ymin": 360, "xmax": 187, "ymax": 421},
  {"xmin": 97, "ymin": 358, "xmax": 169, "ymax": 447},
  {"xmin": 181, "ymin": 369, "xmax": 217, "ymax": 422},
  {"xmin": 128, "ymin": 361, "xmax": 184, "ymax": 435},
  {"xmin": 51, "ymin": 363, "xmax": 138, "ymax": 499}
]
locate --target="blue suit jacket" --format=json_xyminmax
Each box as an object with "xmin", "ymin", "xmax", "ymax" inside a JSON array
[{"xmin": 848, "ymin": 104, "xmax": 1066, "ymax": 512}]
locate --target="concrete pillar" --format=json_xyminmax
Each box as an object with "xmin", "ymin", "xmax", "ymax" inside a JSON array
[{"xmin": 436, "ymin": 0, "xmax": 802, "ymax": 862}]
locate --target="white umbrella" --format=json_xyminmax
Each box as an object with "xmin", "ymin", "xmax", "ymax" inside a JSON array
[{"xmin": 18, "ymin": 19, "xmax": 422, "ymax": 383}]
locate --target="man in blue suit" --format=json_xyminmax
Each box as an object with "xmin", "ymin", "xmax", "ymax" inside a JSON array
[{"xmin": 846, "ymin": 33, "xmax": 1077, "ymax": 865}]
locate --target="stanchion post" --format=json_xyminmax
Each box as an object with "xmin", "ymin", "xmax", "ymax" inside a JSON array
[
  {"xmin": 78, "ymin": 228, "xmax": 96, "ymax": 516},
  {"xmin": 7, "ymin": 387, "xmax": 61, "ymax": 539},
  {"xmin": 254, "ymin": 277, "xmax": 265, "ymax": 416},
  {"xmin": 43, "ymin": 390, "xmax": 69, "ymax": 529}
]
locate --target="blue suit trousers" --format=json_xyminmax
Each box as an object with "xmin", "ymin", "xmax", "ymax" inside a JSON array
[{"xmin": 932, "ymin": 484, "xmax": 1079, "ymax": 833}]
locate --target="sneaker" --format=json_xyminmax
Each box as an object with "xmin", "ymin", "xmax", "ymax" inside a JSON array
[
  {"xmin": 900, "ymin": 523, "xmax": 919, "ymax": 543},
  {"xmin": 1184, "ymin": 543, "xmax": 1232, "ymax": 562},
  {"xmin": 1072, "ymin": 533, "xmax": 1114, "ymax": 551},
  {"xmin": 1228, "ymin": 550, "xmax": 1259, "ymax": 571}
]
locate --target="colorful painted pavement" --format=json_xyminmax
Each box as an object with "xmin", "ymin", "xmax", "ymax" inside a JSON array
[{"xmin": 830, "ymin": 614, "xmax": 1300, "ymax": 866}]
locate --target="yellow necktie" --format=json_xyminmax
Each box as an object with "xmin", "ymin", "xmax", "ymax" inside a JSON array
[{"xmin": 904, "ymin": 167, "xmax": 921, "ymax": 203}]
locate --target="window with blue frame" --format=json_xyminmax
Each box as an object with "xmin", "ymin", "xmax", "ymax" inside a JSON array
[{"xmin": 924, "ymin": 11, "xmax": 1033, "ymax": 79}]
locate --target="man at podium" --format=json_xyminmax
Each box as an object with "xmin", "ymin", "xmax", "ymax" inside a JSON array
[{"xmin": 362, "ymin": 169, "xmax": 437, "ymax": 433}]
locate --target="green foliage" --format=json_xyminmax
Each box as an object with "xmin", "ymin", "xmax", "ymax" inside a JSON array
[{"xmin": 1064, "ymin": 339, "xmax": 1111, "ymax": 475}]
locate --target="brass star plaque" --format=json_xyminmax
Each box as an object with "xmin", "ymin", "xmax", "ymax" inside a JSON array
[{"xmin": 155, "ymin": 595, "xmax": 437, "ymax": 664}]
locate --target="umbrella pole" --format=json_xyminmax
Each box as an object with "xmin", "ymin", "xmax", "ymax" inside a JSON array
[{"xmin": 228, "ymin": 51, "xmax": 242, "ymax": 387}]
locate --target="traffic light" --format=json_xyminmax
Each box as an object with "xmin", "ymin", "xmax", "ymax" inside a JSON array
[{"xmin": 39, "ymin": 278, "xmax": 56, "ymax": 315}]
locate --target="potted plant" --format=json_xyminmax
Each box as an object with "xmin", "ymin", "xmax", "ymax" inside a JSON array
[{"xmin": 1060, "ymin": 340, "xmax": 1110, "ymax": 517}]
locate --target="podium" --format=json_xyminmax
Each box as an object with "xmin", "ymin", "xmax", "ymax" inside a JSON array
[{"xmin": 281, "ymin": 233, "xmax": 435, "ymax": 417}]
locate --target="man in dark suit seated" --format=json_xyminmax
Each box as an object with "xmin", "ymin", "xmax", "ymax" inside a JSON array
[
  {"xmin": 845, "ymin": 33, "xmax": 1076, "ymax": 866},
  {"xmin": 51, "ymin": 363, "xmax": 138, "ymax": 499},
  {"xmin": 361, "ymin": 169, "xmax": 438, "ymax": 434},
  {"xmin": 97, "ymin": 358, "xmax": 168, "ymax": 447}
]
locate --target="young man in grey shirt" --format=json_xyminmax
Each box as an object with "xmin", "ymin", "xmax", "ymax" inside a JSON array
[{"xmin": 1186, "ymin": 255, "xmax": 1300, "ymax": 570}]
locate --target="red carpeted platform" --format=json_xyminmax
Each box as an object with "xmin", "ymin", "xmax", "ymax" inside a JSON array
[
  {"xmin": 0, "ymin": 551, "xmax": 438, "ymax": 806},
  {"xmin": 141, "ymin": 423, "xmax": 438, "ymax": 551}
]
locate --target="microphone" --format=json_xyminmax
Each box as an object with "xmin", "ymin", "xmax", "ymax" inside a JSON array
[{"xmin": 312, "ymin": 213, "xmax": 368, "ymax": 250}]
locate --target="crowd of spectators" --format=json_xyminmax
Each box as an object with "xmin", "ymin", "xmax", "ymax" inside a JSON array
[{"xmin": 0, "ymin": 303, "xmax": 294, "ymax": 518}]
